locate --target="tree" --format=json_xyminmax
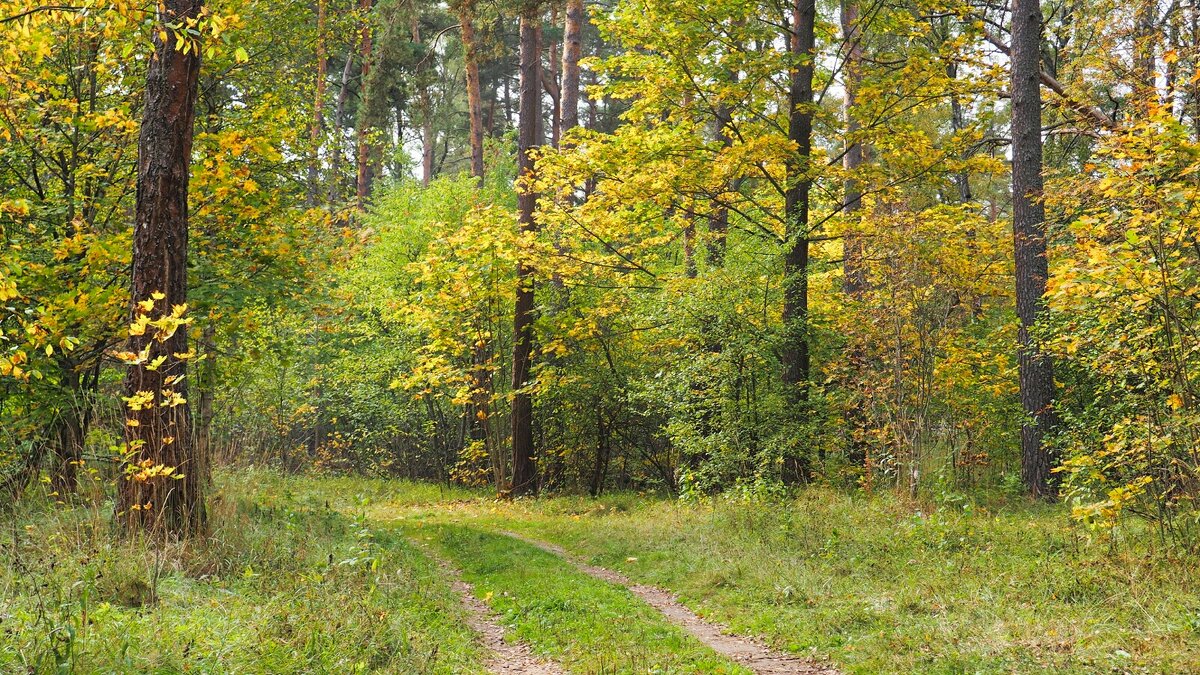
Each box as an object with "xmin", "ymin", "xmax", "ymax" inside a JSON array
[
  {"xmin": 781, "ymin": 0, "xmax": 815, "ymax": 417},
  {"xmin": 560, "ymin": 0, "xmax": 584, "ymax": 137},
  {"xmin": 118, "ymin": 0, "xmax": 206, "ymax": 534},
  {"xmin": 1010, "ymin": 0, "xmax": 1058, "ymax": 498},
  {"xmin": 510, "ymin": 1, "xmax": 542, "ymax": 497},
  {"xmin": 840, "ymin": 0, "xmax": 866, "ymax": 296},
  {"xmin": 456, "ymin": 0, "xmax": 486, "ymax": 183}
]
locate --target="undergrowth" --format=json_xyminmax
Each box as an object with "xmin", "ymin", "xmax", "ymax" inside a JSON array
[{"xmin": 0, "ymin": 469, "xmax": 484, "ymax": 674}]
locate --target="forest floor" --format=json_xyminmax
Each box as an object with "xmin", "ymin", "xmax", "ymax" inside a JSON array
[{"xmin": 4, "ymin": 470, "xmax": 1200, "ymax": 673}]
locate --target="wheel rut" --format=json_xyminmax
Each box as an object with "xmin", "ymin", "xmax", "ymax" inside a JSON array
[
  {"xmin": 501, "ymin": 531, "xmax": 840, "ymax": 675},
  {"xmin": 429, "ymin": 551, "xmax": 565, "ymax": 675}
]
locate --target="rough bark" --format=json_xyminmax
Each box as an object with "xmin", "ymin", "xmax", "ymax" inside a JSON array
[
  {"xmin": 119, "ymin": 0, "xmax": 205, "ymax": 535},
  {"xmin": 1011, "ymin": 0, "xmax": 1058, "ymax": 498},
  {"xmin": 781, "ymin": 0, "xmax": 815, "ymax": 407},
  {"xmin": 510, "ymin": 6, "xmax": 542, "ymax": 497},
  {"xmin": 560, "ymin": 0, "xmax": 584, "ymax": 136}
]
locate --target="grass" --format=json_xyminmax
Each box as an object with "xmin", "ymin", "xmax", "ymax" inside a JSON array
[
  {"xmin": 411, "ymin": 521, "xmax": 749, "ymax": 674},
  {"xmin": 7, "ymin": 470, "xmax": 1200, "ymax": 673},
  {"xmin": 0, "ymin": 469, "xmax": 486, "ymax": 674},
  {"xmin": 454, "ymin": 490, "xmax": 1200, "ymax": 674}
]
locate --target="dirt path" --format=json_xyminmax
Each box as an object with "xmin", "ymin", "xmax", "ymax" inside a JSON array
[
  {"xmin": 502, "ymin": 532, "xmax": 839, "ymax": 675},
  {"xmin": 431, "ymin": 552, "xmax": 565, "ymax": 675}
]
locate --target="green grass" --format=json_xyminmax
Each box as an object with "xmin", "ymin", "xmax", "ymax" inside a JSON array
[
  {"xmin": 452, "ymin": 490, "xmax": 1200, "ymax": 674},
  {"xmin": 9, "ymin": 471, "xmax": 1200, "ymax": 674},
  {"xmin": 411, "ymin": 521, "xmax": 749, "ymax": 674},
  {"xmin": 0, "ymin": 470, "xmax": 486, "ymax": 674}
]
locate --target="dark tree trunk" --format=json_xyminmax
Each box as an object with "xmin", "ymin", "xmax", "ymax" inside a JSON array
[
  {"xmin": 1133, "ymin": 0, "xmax": 1158, "ymax": 102},
  {"xmin": 841, "ymin": 0, "xmax": 866, "ymax": 296},
  {"xmin": 195, "ymin": 323, "xmax": 216, "ymax": 486},
  {"xmin": 707, "ymin": 98, "xmax": 733, "ymax": 268},
  {"xmin": 782, "ymin": 0, "xmax": 815, "ymax": 407},
  {"xmin": 51, "ymin": 410, "xmax": 84, "ymax": 496},
  {"xmin": 356, "ymin": 0, "xmax": 374, "ymax": 208},
  {"xmin": 560, "ymin": 0, "xmax": 584, "ymax": 137},
  {"xmin": 510, "ymin": 6, "xmax": 542, "ymax": 497},
  {"xmin": 328, "ymin": 49, "xmax": 356, "ymax": 204},
  {"xmin": 118, "ymin": 0, "xmax": 205, "ymax": 535},
  {"xmin": 948, "ymin": 61, "xmax": 973, "ymax": 204},
  {"xmin": 707, "ymin": 22, "xmax": 743, "ymax": 269},
  {"xmin": 307, "ymin": 0, "xmax": 328, "ymax": 207},
  {"xmin": 1011, "ymin": 0, "xmax": 1058, "ymax": 498},
  {"xmin": 51, "ymin": 361, "xmax": 100, "ymax": 495}
]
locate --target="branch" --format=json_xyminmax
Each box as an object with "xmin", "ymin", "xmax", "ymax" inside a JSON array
[
  {"xmin": 981, "ymin": 29, "xmax": 1116, "ymax": 130},
  {"xmin": 1, "ymin": 5, "xmax": 80, "ymax": 24}
]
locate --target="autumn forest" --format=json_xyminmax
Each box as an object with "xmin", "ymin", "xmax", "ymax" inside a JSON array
[{"xmin": 3, "ymin": 0, "xmax": 1200, "ymax": 672}]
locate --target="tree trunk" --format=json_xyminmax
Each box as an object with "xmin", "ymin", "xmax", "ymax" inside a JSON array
[
  {"xmin": 356, "ymin": 0, "xmax": 374, "ymax": 209},
  {"xmin": 707, "ymin": 23, "xmax": 742, "ymax": 269},
  {"xmin": 707, "ymin": 98, "xmax": 733, "ymax": 268},
  {"xmin": 1133, "ymin": 0, "xmax": 1158, "ymax": 103},
  {"xmin": 841, "ymin": 0, "xmax": 866, "ymax": 296},
  {"xmin": 1011, "ymin": 0, "xmax": 1058, "ymax": 498},
  {"xmin": 561, "ymin": 0, "xmax": 584, "ymax": 137},
  {"xmin": 510, "ymin": 7, "xmax": 542, "ymax": 497},
  {"xmin": 195, "ymin": 322, "xmax": 216, "ymax": 486},
  {"xmin": 307, "ymin": 0, "xmax": 328, "ymax": 207},
  {"xmin": 782, "ymin": 0, "xmax": 815, "ymax": 406},
  {"xmin": 547, "ymin": 4, "xmax": 561, "ymax": 148},
  {"xmin": 328, "ymin": 49, "xmax": 356, "ymax": 205},
  {"xmin": 119, "ymin": 0, "xmax": 205, "ymax": 535},
  {"xmin": 50, "ymin": 361, "xmax": 97, "ymax": 496},
  {"xmin": 459, "ymin": 1, "xmax": 486, "ymax": 184}
]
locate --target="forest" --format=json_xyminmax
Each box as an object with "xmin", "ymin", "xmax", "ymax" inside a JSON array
[{"xmin": 3, "ymin": 0, "xmax": 1200, "ymax": 671}]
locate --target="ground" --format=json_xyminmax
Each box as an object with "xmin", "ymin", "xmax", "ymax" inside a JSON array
[{"xmin": 2, "ymin": 470, "xmax": 1198, "ymax": 673}]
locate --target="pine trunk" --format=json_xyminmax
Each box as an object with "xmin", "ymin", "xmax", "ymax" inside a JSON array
[
  {"xmin": 1011, "ymin": 0, "xmax": 1058, "ymax": 498},
  {"xmin": 561, "ymin": 0, "xmax": 584, "ymax": 136},
  {"xmin": 119, "ymin": 0, "xmax": 206, "ymax": 535},
  {"xmin": 510, "ymin": 7, "xmax": 542, "ymax": 497},
  {"xmin": 782, "ymin": 0, "xmax": 815, "ymax": 405}
]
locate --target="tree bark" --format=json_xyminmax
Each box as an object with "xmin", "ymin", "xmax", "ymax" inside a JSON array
[
  {"xmin": 707, "ymin": 98, "xmax": 733, "ymax": 268},
  {"xmin": 307, "ymin": 0, "xmax": 328, "ymax": 207},
  {"xmin": 560, "ymin": 0, "xmax": 584, "ymax": 136},
  {"xmin": 841, "ymin": 0, "xmax": 866, "ymax": 296},
  {"xmin": 1011, "ymin": 0, "xmax": 1058, "ymax": 498},
  {"xmin": 782, "ymin": 0, "xmax": 815, "ymax": 407},
  {"xmin": 119, "ymin": 0, "xmax": 205, "ymax": 535},
  {"xmin": 356, "ymin": 0, "xmax": 374, "ymax": 209},
  {"xmin": 510, "ymin": 6, "xmax": 542, "ymax": 497},
  {"xmin": 458, "ymin": 1, "xmax": 486, "ymax": 184},
  {"xmin": 328, "ymin": 49, "xmax": 356, "ymax": 204},
  {"xmin": 547, "ymin": 4, "xmax": 561, "ymax": 148},
  {"xmin": 195, "ymin": 322, "xmax": 216, "ymax": 486}
]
